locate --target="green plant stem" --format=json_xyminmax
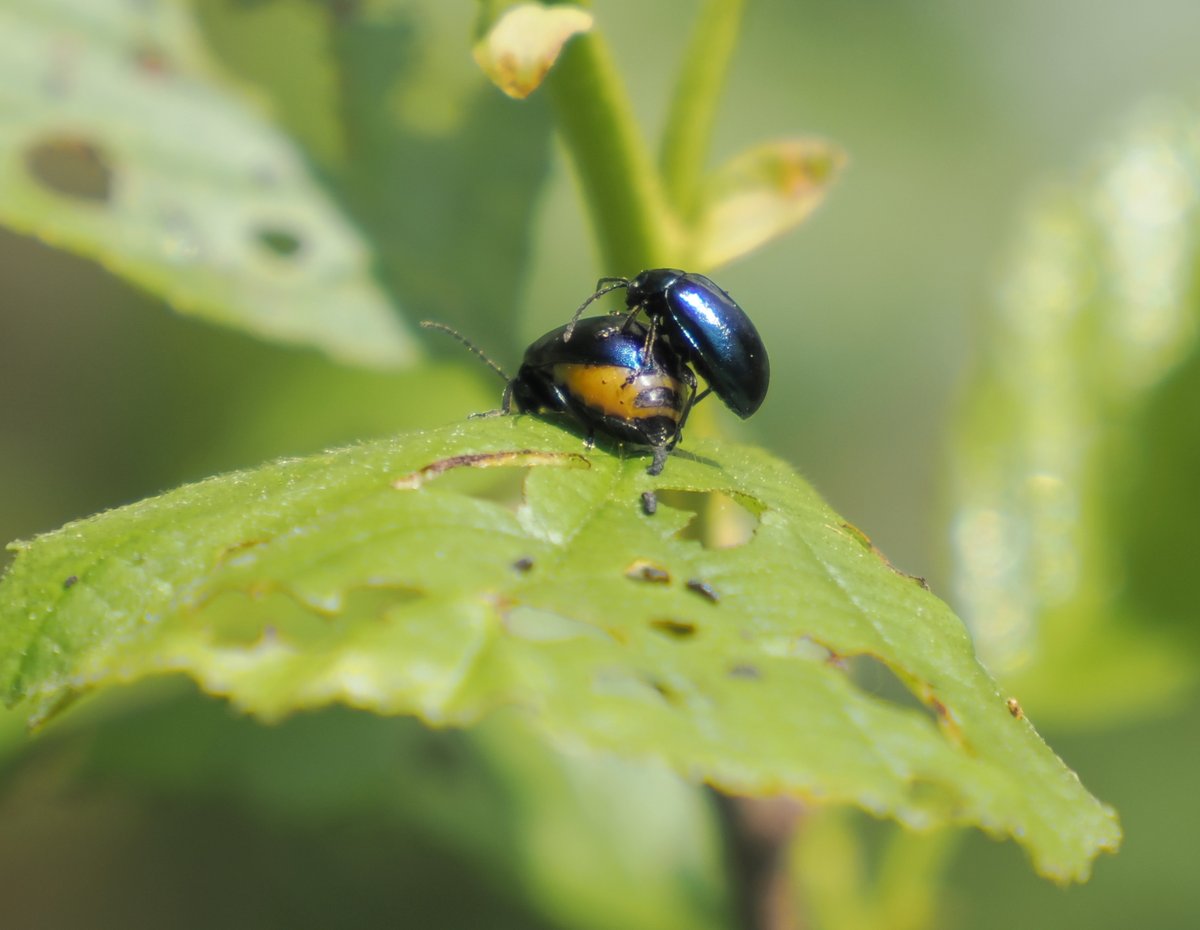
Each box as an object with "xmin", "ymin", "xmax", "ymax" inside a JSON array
[
  {"xmin": 660, "ymin": 0, "xmax": 748, "ymax": 220},
  {"xmin": 547, "ymin": 30, "xmax": 677, "ymax": 273}
]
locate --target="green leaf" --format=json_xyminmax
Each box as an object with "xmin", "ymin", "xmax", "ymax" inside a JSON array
[
  {"xmin": 194, "ymin": 0, "xmax": 557, "ymax": 356},
  {"xmin": 0, "ymin": 0, "xmax": 412, "ymax": 367},
  {"xmin": 950, "ymin": 102, "xmax": 1200, "ymax": 724},
  {"xmin": 328, "ymin": 0, "xmax": 556, "ymax": 357},
  {"xmin": 0, "ymin": 417, "xmax": 1119, "ymax": 882}
]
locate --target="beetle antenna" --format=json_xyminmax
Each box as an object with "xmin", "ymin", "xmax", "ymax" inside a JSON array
[
  {"xmin": 563, "ymin": 277, "xmax": 630, "ymax": 341},
  {"xmin": 420, "ymin": 321, "xmax": 510, "ymax": 382}
]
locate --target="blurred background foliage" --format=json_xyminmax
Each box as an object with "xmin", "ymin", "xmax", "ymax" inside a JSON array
[{"xmin": 1, "ymin": 0, "xmax": 1198, "ymax": 927}]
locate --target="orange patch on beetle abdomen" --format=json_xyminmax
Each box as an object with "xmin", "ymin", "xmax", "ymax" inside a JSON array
[{"xmin": 553, "ymin": 364, "xmax": 683, "ymax": 421}]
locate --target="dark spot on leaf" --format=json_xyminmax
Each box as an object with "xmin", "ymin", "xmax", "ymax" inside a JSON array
[
  {"xmin": 25, "ymin": 136, "xmax": 113, "ymax": 202},
  {"xmin": 512, "ymin": 556, "xmax": 534, "ymax": 573},
  {"xmin": 625, "ymin": 560, "xmax": 670, "ymax": 584},
  {"xmin": 1007, "ymin": 697, "xmax": 1024, "ymax": 719},
  {"xmin": 641, "ymin": 491, "xmax": 657, "ymax": 515},
  {"xmin": 645, "ymin": 676, "xmax": 684, "ymax": 706},
  {"xmin": 685, "ymin": 578, "xmax": 719, "ymax": 603},
  {"xmin": 729, "ymin": 663, "xmax": 761, "ymax": 680},
  {"xmin": 665, "ymin": 490, "xmax": 761, "ymax": 549},
  {"xmin": 393, "ymin": 449, "xmax": 588, "ymax": 489},
  {"xmin": 649, "ymin": 618, "xmax": 696, "ymax": 638},
  {"xmin": 62, "ymin": 575, "xmax": 78, "ymax": 590},
  {"xmin": 256, "ymin": 227, "xmax": 304, "ymax": 259}
]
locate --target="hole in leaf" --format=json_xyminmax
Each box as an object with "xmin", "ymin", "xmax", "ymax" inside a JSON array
[
  {"xmin": 843, "ymin": 653, "xmax": 939, "ymax": 726},
  {"xmin": 256, "ymin": 227, "xmax": 304, "ymax": 258},
  {"xmin": 648, "ymin": 618, "xmax": 697, "ymax": 638},
  {"xmin": 194, "ymin": 589, "xmax": 331, "ymax": 646},
  {"xmin": 341, "ymin": 585, "xmax": 425, "ymax": 615},
  {"xmin": 25, "ymin": 136, "xmax": 113, "ymax": 202},
  {"xmin": 393, "ymin": 450, "xmax": 587, "ymax": 491},
  {"xmin": 664, "ymin": 490, "xmax": 761, "ymax": 549}
]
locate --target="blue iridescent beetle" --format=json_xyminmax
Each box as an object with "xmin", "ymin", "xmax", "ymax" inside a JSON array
[
  {"xmin": 565, "ymin": 269, "xmax": 770, "ymax": 418},
  {"xmin": 422, "ymin": 316, "xmax": 695, "ymax": 475}
]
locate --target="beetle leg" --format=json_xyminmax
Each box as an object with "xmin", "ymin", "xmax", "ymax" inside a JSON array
[
  {"xmin": 676, "ymin": 367, "xmax": 700, "ymax": 434},
  {"xmin": 583, "ymin": 429, "xmax": 596, "ymax": 450},
  {"xmin": 564, "ymin": 277, "xmax": 631, "ymax": 341},
  {"xmin": 647, "ymin": 445, "xmax": 669, "ymax": 476},
  {"xmin": 621, "ymin": 311, "xmax": 659, "ymax": 387}
]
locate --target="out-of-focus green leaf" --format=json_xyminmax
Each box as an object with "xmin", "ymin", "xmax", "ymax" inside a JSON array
[
  {"xmin": 950, "ymin": 103, "xmax": 1200, "ymax": 724},
  {"xmin": 0, "ymin": 416, "xmax": 1119, "ymax": 882},
  {"xmin": 11, "ymin": 690, "xmax": 725, "ymax": 930},
  {"xmin": 196, "ymin": 0, "xmax": 556, "ymax": 356},
  {"xmin": 469, "ymin": 710, "xmax": 729, "ymax": 930},
  {"xmin": 192, "ymin": 0, "xmax": 345, "ymax": 167},
  {"xmin": 331, "ymin": 0, "xmax": 554, "ymax": 357},
  {"xmin": 0, "ymin": 0, "xmax": 413, "ymax": 367},
  {"xmin": 693, "ymin": 139, "xmax": 845, "ymax": 270},
  {"xmin": 473, "ymin": 3, "xmax": 593, "ymax": 100}
]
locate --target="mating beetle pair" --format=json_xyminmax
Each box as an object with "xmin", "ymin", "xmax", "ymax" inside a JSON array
[{"xmin": 425, "ymin": 269, "xmax": 769, "ymax": 475}]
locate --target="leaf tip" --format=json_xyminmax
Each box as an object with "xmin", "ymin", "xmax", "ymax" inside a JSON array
[{"xmin": 473, "ymin": 3, "xmax": 594, "ymax": 100}]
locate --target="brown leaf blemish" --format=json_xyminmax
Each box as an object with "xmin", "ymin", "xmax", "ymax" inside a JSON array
[
  {"xmin": 648, "ymin": 618, "xmax": 697, "ymax": 638},
  {"xmin": 625, "ymin": 560, "xmax": 670, "ymax": 584},
  {"xmin": 215, "ymin": 537, "xmax": 272, "ymax": 568},
  {"xmin": 836, "ymin": 521, "xmax": 931, "ymax": 589},
  {"xmin": 1007, "ymin": 697, "xmax": 1024, "ymax": 719},
  {"xmin": 646, "ymin": 676, "xmax": 684, "ymax": 705},
  {"xmin": 729, "ymin": 663, "xmax": 761, "ymax": 680}
]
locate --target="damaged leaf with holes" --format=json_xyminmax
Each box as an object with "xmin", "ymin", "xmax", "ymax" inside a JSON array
[
  {"xmin": 0, "ymin": 0, "xmax": 411, "ymax": 367},
  {"xmin": 0, "ymin": 417, "xmax": 1119, "ymax": 882}
]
